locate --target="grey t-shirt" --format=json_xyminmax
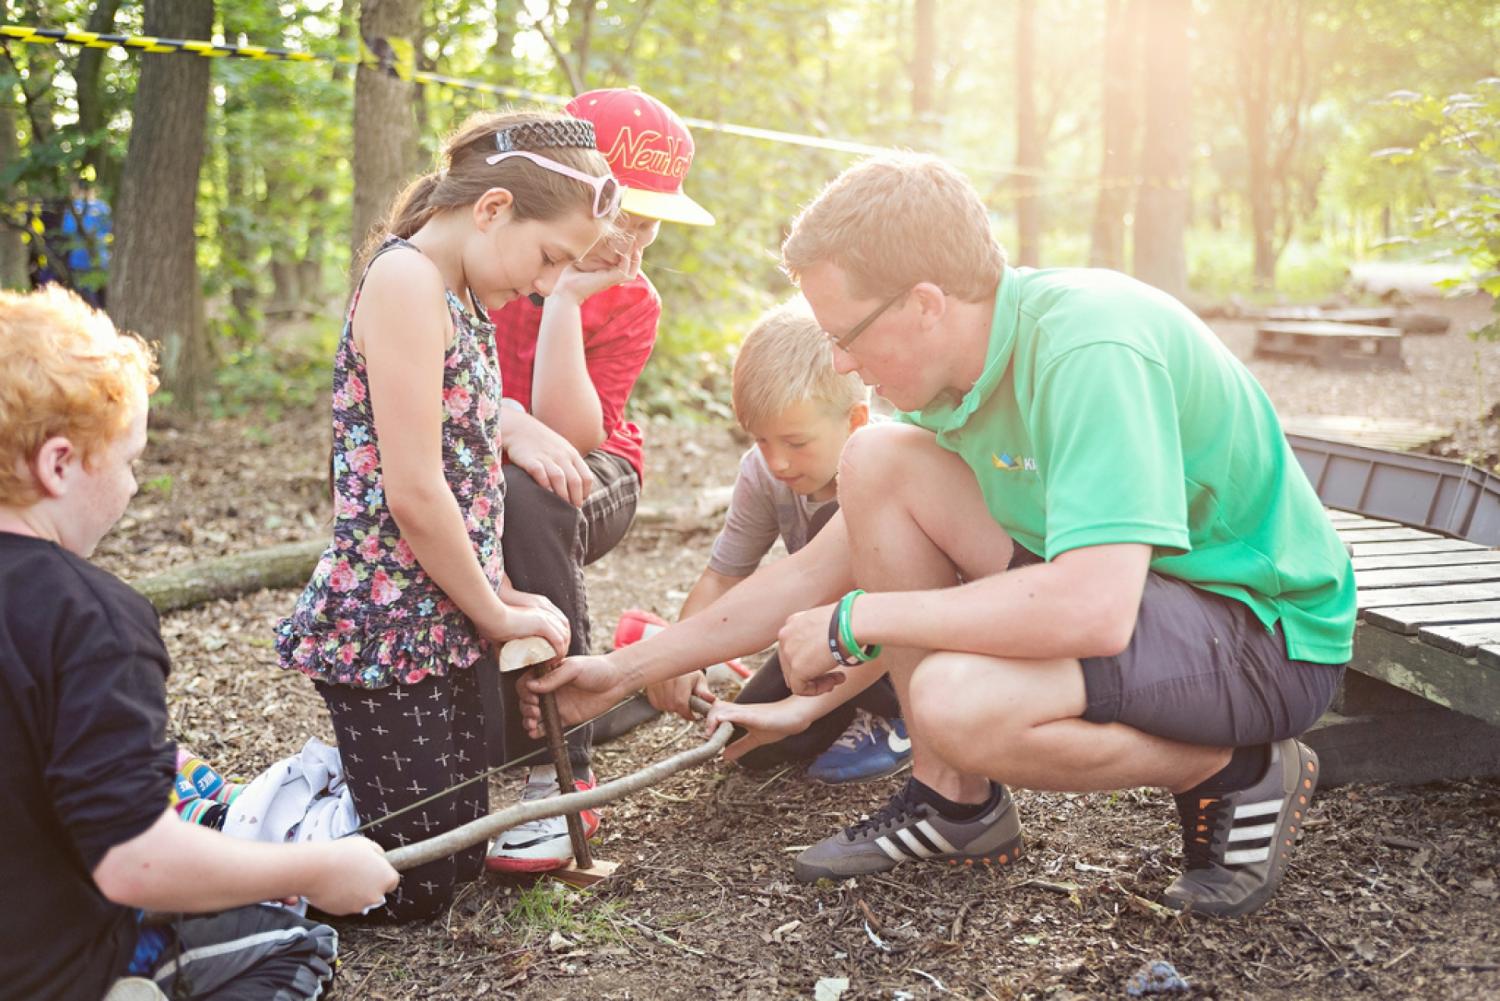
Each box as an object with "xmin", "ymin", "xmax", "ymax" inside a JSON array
[{"xmin": 707, "ymin": 447, "xmax": 837, "ymax": 577}]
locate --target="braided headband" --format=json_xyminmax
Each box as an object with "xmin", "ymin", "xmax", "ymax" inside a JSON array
[{"xmin": 494, "ymin": 119, "xmax": 598, "ymax": 153}]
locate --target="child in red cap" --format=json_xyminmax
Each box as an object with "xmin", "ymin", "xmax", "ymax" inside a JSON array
[{"xmin": 484, "ymin": 88, "xmax": 714, "ymax": 873}]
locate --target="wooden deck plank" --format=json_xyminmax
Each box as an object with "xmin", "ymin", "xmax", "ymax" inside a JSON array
[
  {"xmin": 1419, "ymin": 622, "xmax": 1500, "ymax": 656},
  {"xmin": 1358, "ymin": 582, "xmax": 1500, "ymax": 609},
  {"xmin": 1349, "ymin": 539, "xmax": 1481, "ymax": 557},
  {"xmin": 1351, "ymin": 626, "xmax": 1500, "ymax": 728},
  {"xmin": 1353, "ymin": 550, "xmax": 1500, "ymax": 571},
  {"xmin": 1355, "ymin": 564, "xmax": 1500, "ymax": 589},
  {"xmin": 1335, "ymin": 527, "xmax": 1443, "ymax": 543},
  {"xmin": 1329, "ymin": 514, "xmax": 1403, "ymax": 530},
  {"xmin": 1364, "ymin": 600, "xmax": 1500, "ymax": 634}
]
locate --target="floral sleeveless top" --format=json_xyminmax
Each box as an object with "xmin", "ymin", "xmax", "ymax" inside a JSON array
[{"xmin": 276, "ymin": 237, "xmax": 505, "ymax": 689}]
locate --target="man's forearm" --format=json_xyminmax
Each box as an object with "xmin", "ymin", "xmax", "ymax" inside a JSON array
[
  {"xmin": 847, "ymin": 545, "xmax": 1149, "ymax": 662},
  {"xmin": 615, "ymin": 520, "xmax": 854, "ymax": 689}
]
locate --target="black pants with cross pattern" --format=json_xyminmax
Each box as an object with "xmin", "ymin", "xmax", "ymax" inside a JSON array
[{"xmin": 318, "ymin": 664, "xmax": 489, "ymax": 922}]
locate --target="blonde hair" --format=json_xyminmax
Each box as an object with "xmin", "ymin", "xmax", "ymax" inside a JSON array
[
  {"xmin": 0, "ymin": 285, "xmax": 158, "ymax": 505},
  {"xmin": 782, "ymin": 152, "xmax": 1005, "ymax": 302},
  {"xmin": 732, "ymin": 297, "xmax": 868, "ymax": 432},
  {"xmin": 364, "ymin": 109, "xmax": 614, "ymax": 265}
]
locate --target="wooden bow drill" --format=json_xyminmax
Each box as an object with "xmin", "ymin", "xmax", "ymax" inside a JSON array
[{"xmin": 384, "ymin": 637, "xmax": 732, "ymax": 873}]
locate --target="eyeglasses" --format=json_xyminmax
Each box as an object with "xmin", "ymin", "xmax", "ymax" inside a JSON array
[
  {"xmin": 484, "ymin": 150, "xmax": 623, "ymax": 219},
  {"xmin": 831, "ymin": 288, "xmax": 908, "ymax": 351}
]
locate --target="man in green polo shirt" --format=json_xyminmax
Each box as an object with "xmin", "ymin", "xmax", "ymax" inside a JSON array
[{"xmin": 524, "ymin": 153, "xmax": 1355, "ymax": 917}]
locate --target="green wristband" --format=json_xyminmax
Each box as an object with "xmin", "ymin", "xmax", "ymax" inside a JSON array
[{"xmin": 837, "ymin": 589, "xmax": 882, "ymax": 663}]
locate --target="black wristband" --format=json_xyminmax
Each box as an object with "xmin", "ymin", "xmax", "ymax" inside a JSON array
[{"xmin": 827, "ymin": 603, "xmax": 862, "ymax": 667}]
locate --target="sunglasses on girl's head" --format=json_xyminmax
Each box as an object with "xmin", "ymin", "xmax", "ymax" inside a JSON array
[{"xmin": 484, "ymin": 150, "xmax": 623, "ymax": 218}]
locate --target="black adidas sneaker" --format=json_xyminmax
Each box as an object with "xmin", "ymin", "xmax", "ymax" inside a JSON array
[
  {"xmin": 1163, "ymin": 738, "xmax": 1319, "ymax": 917},
  {"xmin": 793, "ymin": 779, "xmax": 1023, "ymax": 882}
]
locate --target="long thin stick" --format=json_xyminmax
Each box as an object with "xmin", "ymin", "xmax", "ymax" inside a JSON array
[{"xmin": 386, "ymin": 698, "xmax": 729, "ymax": 871}]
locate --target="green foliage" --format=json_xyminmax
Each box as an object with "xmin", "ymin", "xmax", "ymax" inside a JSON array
[
  {"xmin": 1373, "ymin": 80, "xmax": 1500, "ymax": 341},
  {"xmin": 502, "ymin": 880, "xmax": 622, "ymax": 944},
  {"xmin": 4, "ymin": 0, "xmax": 1500, "ymax": 405},
  {"xmin": 1187, "ymin": 230, "xmax": 1349, "ymax": 303}
]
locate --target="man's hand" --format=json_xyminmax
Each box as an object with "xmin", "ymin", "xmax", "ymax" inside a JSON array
[
  {"xmin": 520, "ymin": 654, "xmax": 626, "ymax": 735},
  {"xmin": 502, "ymin": 408, "xmax": 594, "ymax": 507},
  {"xmin": 776, "ymin": 601, "xmax": 848, "ymax": 696},
  {"xmin": 645, "ymin": 670, "xmax": 715, "ymax": 720},
  {"xmin": 703, "ymin": 696, "xmax": 817, "ymax": 762},
  {"xmin": 304, "ymin": 838, "xmax": 400, "ymax": 915}
]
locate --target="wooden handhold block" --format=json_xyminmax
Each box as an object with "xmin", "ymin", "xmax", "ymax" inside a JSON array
[
  {"xmin": 500, "ymin": 635, "xmax": 556, "ymax": 673},
  {"xmin": 546, "ymin": 858, "xmax": 620, "ymax": 888}
]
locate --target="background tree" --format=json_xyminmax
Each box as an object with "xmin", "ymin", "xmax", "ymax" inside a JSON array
[
  {"xmin": 1132, "ymin": 0, "xmax": 1189, "ymax": 298},
  {"xmin": 1013, "ymin": 0, "xmax": 1040, "ymax": 267},
  {"xmin": 1088, "ymin": 0, "xmax": 1138, "ymax": 270},
  {"xmin": 107, "ymin": 0, "xmax": 215, "ymax": 409},
  {"xmin": 351, "ymin": 0, "xmax": 421, "ymax": 264}
]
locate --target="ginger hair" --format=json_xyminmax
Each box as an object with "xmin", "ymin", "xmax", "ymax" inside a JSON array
[
  {"xmin": 0, "ymin": 285, "xmax": 157, "ymax": 505},
  {"xmin": 782, "ymin": 152, "xmax": 1005, "ymax": 303}
]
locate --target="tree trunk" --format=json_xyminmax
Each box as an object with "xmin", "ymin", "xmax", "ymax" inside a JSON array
[
  {"xmin": 130, "ymin": 540, "xmax": 325, "ymax": 613},
  {"xmin": 1014, "ymin": 0, "xmax": 1041, "ymax": 267},
  {"xmin": 910, "ymin": 0, "xmax": 937, "ymax": 142},
  {"xmin": 74, "ymin": 0, "xmax": 124, "ymax": 187},
  {"xmin": 0, "ymin": 89, "xmax": 28, "ymax": 289},
  {"xmin": 1089, "ymin": 0, "xmax": 1139, "ymax": 270},
  {"xmin": 492, "ymin": 0, "xmax": 518, "ymax": 74},
  {"xmin": 108, "ymin": 0, "xmax": 215, "ymax": 411},
  {"xmin": 1132, "ymin": 0, "xmax": 1190, "ymax": 299},
  {"xmin": 352, "ymin": 0, "xmax": 422, "ymax": 267}
]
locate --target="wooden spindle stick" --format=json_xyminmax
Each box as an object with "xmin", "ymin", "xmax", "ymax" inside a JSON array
[{"xmin": 535, "ymin": 658, "xmax": 593, "ymax": 869}]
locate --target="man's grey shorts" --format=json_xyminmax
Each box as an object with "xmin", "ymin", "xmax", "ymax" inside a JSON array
[{"xmin": 1008, "ymin": 547, "xmax": 1345, "ymax": 748}]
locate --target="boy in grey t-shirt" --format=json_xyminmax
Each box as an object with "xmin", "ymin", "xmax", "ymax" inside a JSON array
[{"xmin": 646, "ymin": 299, "xmax": 910, "ymax": 783}]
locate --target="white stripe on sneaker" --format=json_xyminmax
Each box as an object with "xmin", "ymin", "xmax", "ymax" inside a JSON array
[
  {"xmin": 916, "ymin": 820, "xmax": 957, "ymax": 854},
  {"xmin": 874, "ymin": 836, "xmax": 908, "ymax": 862},
  {"xmin": 896, "ymin": 828, "xmax": 936, "ymax": 858},
  {"xmin": 1232, "ymin": 798, "xmax": 1282, "ymax": 819},
  {"xmin": 1224, "ymin": 846, "xmax": 1272, "ymax": 865},
  {"xmin": 1229, "ymin": 822, "xmax": 1277, "ymax": 842}
]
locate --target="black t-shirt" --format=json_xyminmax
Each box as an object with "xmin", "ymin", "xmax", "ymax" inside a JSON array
[{"xmin": 0, "ymin": 532, "xmax": 175, "ymax": 1001}]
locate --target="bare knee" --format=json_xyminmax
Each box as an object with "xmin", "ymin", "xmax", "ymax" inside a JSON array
[
  {"xmin": 909, "ymin": 652, "xmax": 1005, "ymax": 747},
  {"xmin": 838, "ymin": 422, "xmax": 940, "ymax": 498}
]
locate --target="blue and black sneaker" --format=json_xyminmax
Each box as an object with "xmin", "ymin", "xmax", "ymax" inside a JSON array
[{"xmin": 808, "ymin": 710, "xmax": 912, "ymax": 784}]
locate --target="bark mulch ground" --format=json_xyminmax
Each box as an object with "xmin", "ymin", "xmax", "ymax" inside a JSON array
[{"xmin": 91, "ymin": 295, "xmax": 1500, "ymax": 1000}]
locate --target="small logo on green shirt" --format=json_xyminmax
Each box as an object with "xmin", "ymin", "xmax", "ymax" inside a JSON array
[{"xmin": 991, "ymin": 452, "xmax": 1036, "ymax": 472}]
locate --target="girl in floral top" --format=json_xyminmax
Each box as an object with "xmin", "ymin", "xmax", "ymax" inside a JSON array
[{"xmin": 276, "ymin": 110, "xmax": 620, "ymax": 921}]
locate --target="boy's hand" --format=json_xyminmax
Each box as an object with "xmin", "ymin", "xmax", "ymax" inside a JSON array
[
  {"xmin": 306, "ymin": 838, "xmax": 399, "ymax": 915},
  {"xmin": 520, "ymin": 654, "xmax": 625, "ymax": 735},
  {"xmin": 502, "ymin": 409, "xmax": 593, "ymax": 507},
  {"xmin": 550, "ymin": 236, "xmax": 643, "ymax": 304},
  {"xmin": 703, "ymin": 696, "xmax": 816, "ymax": 762},
  {"xmin": 645, "ymin": 670, "xmax": 715, "ymax": 720},
  {"xmin": 776, "ymin": 602, "xmax": 848, "ymax": 696}
]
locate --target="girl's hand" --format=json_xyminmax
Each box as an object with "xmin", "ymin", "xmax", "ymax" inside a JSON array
[
  {"xmin": 500, "ymin": 581, "xmax": 564, "ymax": 621},
  {"xmin": 487, "ymin": 603, "xmax": 569, "ymax": 659},
  {"xmin": 777, "ymin": 602, "xmax": 848, "ymax": 696},
  {"xmin": 519, "ymin": 654, "xmax": 625, "ymax": 734},
  {"xmin": 645, "ymin": 670, "xmax": 715, "ymax": 721},
  {"xmin": 703, "ymin": 697, "xmax": 816, "ymax": 762}
]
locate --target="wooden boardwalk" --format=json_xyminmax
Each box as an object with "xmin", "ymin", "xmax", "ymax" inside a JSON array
[{"xmin": 1330, "ymin": 509, "xmax": 1500, "ymax": 726}]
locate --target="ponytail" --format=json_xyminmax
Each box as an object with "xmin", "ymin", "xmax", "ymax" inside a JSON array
[{"xmin": 387, "ymin": 172, "xmax": 442, "ymax": 239}]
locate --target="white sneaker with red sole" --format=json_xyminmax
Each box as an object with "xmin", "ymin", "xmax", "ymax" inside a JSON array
[{"xmin": 485, "ymin": 765, "xmax": 601, "ymax": 873}]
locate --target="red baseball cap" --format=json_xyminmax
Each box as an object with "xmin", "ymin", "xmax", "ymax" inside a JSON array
[{"xmin": 566, "ymin": 87, "xmax": 715, "ymax": 227}]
